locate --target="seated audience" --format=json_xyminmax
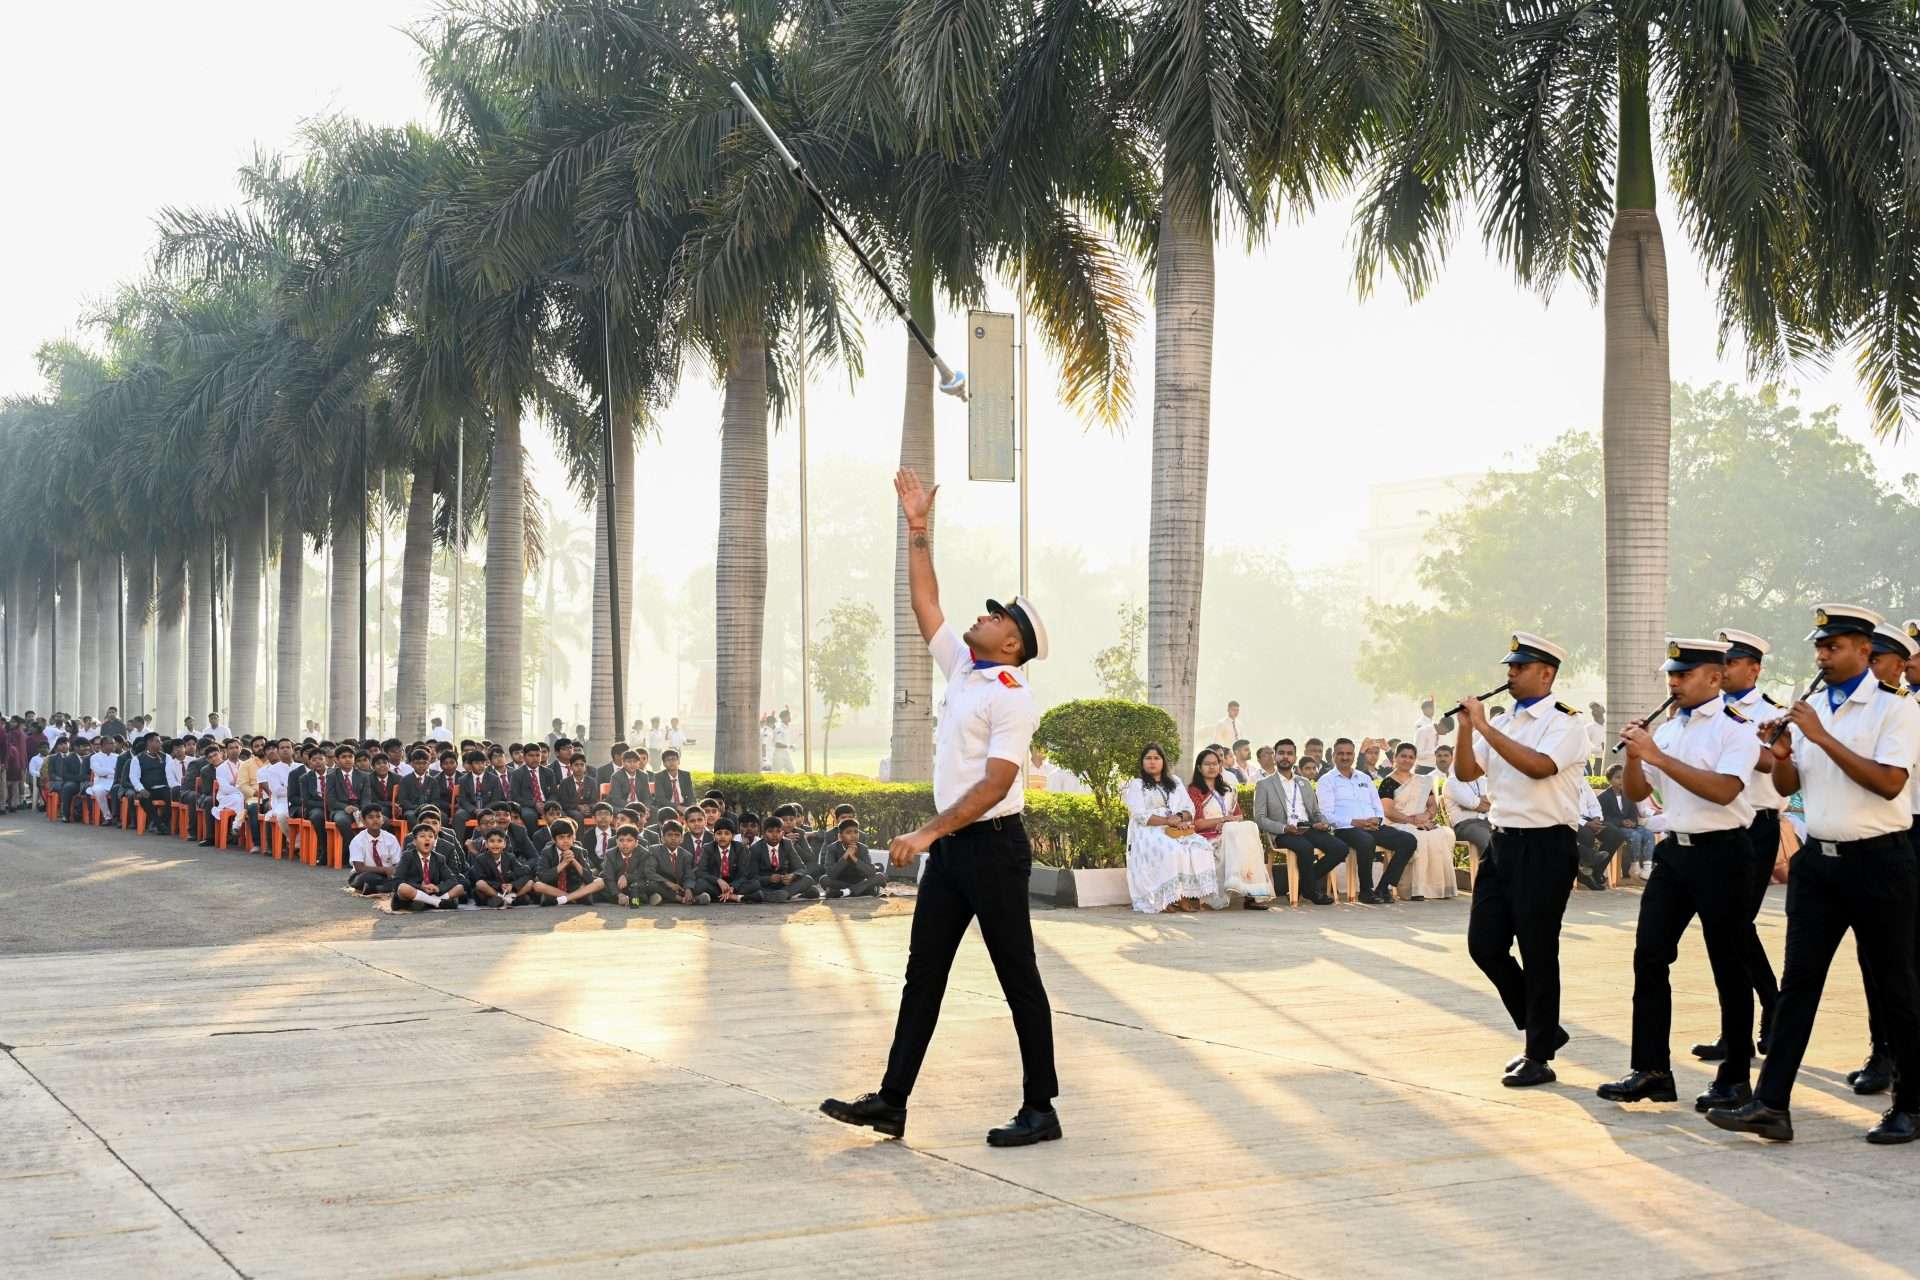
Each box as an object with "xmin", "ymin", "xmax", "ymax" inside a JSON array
[
  {"xmin": 532, "ymin": 817, "xmax": 604, "ymax": 905},
  {"xmin": 1318, "ymin": 737, "xmax": 1416, "ymax": 904},
  {"xmin": 348, "ymin": 807, "xmax": 402, "ymax": 896},
  {"xmin": 393, "ymin": 822, "xmax": 467, "ymax": 911},
  {"xmin": 822, "ymin": 819, "xmax": 887, "ymax": 897},
  {"xmin": 640, "ymin": 821, "xmax": 701, "ymax": 905},
  {"xmin": 1188, "ymin": 747, "xmax": 1275, "ymax": 909},
  {"xmin": 1252, "ymin": 738, "xmax": 1346, "ymax": 905},
  {"xmin": 1378, "ymin": 742, "xmax": 1457, "ymax": 900},
  {"xmin": 1122, "ymin": 743, "xmax": 1219, "ymax": 913},
  {"xmin": 1598, "ymin": 764, "xmax": 1656, "ymax": 877}
]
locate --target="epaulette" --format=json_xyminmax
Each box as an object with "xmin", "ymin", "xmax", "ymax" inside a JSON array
[
  {"xmin": 1760, "ymin": 693, "xmax": 1783, "ymax": 708},
  {"xmin": 1881, "ymin": 681, "xmax": 1909, "ymax": 697},
  {"xmin": 997, "ymin": 670, "xmax": 1022, "ymax": 689},
  {"xmin": 1554, "ymin": 701, "xmax": 1581, "ymax": 716},
  {"xmin": 1724, "ymin": 706, "xmax": 1749, "ymax": 723}
]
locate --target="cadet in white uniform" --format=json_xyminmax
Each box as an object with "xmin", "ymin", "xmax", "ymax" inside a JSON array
[
  {"xmin": 1691, "ymin": 627, "xmax": 1788, "ymax": 1064},
  {"xmin": 1453, "ymin": 631, "xmax": 1591, "ymax": 1088},
  {"xmin": 1710, "ymin": 605, "xmax": 1920, "ymax": 1145},
  {"xmin": 823, "ymin": 468, "xmax": 1059, "ymax": 1149},
  {"xmin": 1597, "ymin": 640, "xmax": 1762, "ymax": 1110},
  {"xmin": 1845, "ymin": 621, "xmax": 1920, "ymax": 1096}
]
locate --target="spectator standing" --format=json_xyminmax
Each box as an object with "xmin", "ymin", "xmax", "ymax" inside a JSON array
[
  {"xmin": 1413, "ymin": 699, "xmax": 1439, "ymax": 773},
  {"xmin": 1207, "ymin": 701, "xmax": 1245, "ymax": 754}
]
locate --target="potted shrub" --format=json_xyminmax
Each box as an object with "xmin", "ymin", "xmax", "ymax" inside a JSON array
[{"xmin": 1033, "ymin": 698, "xmax": 1180, "ymax": 907}]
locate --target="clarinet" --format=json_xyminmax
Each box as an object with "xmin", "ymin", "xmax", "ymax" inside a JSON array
[
  {"xmin": 1612, "ymin": 695, "xmax": 1679, "ymax": 753},
  {"xmin": 1764, "ymin": 675, "xmax": 1826, "ymax": 746},
  {"xmin": 1442, "ymin": 682, "xmax": 1512, "ymax": 719}
]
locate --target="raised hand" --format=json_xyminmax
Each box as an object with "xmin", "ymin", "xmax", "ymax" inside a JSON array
[{"xmin": 894, "ymin": 467, "xmax": 938, "ymax": 526}]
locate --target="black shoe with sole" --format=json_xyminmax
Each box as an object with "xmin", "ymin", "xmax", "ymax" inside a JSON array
[
  {"xmin": 1866, "ymin": 1109, "xmax": 1920, "ymax": 1145},
  {"xmin": 1850, "ymin": 1053, "xmax": 1893, "ymax": 1096},
  {"xmin": 820, "ymin": 1093, "xmax": 906, "ymax": 1139},
  {"xmin": 1694, "ymin": 1080, "xmax": 1752, "ymax": 1113},
  {"xmin": 987, "ymin": 1106, "xmax": 1063, "ymax": 1147},
  {"xmin": 1596, "ymin": 1069, "xmax": 1677, "ymax": 1103},
  {"xmin": 1691, "ymin": 1038, "xmax": 1728, "ymax": 1062},
  {"xmin": 1503, "ymin": 1058, "xmax": 1557, "ymax": 1088},
  {"xmin": 1707, "ymin": 1100, "xmax": 1793, "ymax": 1142},
  {"xmin": 1311, "ymin": 893, "xmax": 1335, "ymax": 906}
]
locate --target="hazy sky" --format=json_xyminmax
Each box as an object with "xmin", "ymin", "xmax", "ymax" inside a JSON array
[{"xmin": 7, "ymin": 2, "xmax": 1911, "ymax": 642}]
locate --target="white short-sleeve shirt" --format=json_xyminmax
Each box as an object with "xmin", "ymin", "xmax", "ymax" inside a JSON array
[
  {"xmin": 1471, "ymin": 697, "xmax": 1590, "ymax": 829},
  {"xmin": 1726, "ymin": 686, "xmax": 1788, "ymax": 810},
  {"xmin": 930, "ymin": 623, "xmax": 1038, "ymax": 819},
  {"xmin": 1788, "ymin": 679, "xmax": 1920, "ymax": 841},
  {"xmin": 348, "ymin": 829, "xmax": 401, "ymax": 870},
  {"xmin": 1642, "ymin": 699, "xmax": 1761, "ymax": 833}
]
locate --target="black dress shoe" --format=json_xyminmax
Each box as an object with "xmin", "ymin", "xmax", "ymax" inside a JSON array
[
  {"xmin": 1503, "ymin": 1058, "xmax": 1557, "ymax": 1088},
  {"xmin": 1356, "ymin": 891, "xmax": 1378, "ymax": 904},
  {"xmin": 1596, "ymin": 1069, "xmax": 1677, "ymax": 1103},
  {"xmin": 197, "ymin": 837, "xmax": 215, "ymax": 848},
  {"xmin": 1707, "ymin": 1099, "xmax": 1793, "ymax": 1142},
  {"xmin": 1375, "ymin": 886, "xmax": 1396, "ymax": 904},
  {"xmin": 986, "ymin": 1105, "xmax": 1062, "ymax": 1147},
  {"xmin": 1694, "ymin": 1080, "xmax": 1753, "ymax": 1113},
  {"xmin": 1757, "ymin": 1010, "xmax": 1774, "ymax": 1057},
  {"xmin": 820, "ymin": 1093, "xmax": 906, "ymax": 1139},
  {"xmin": 1506, "ymin": 1025, "xmax": 1571, "ymax": 1074},
  {"xmin": 1690, "ymin": 1038, "xmax": 1728, "ymax": 1062},
  {"xmin": 1851, "ymin": 1053, "xmax": 1893, "ymax": 1096},
  {"xmin": 1865, "ymin": 1108, "xmax": 1920, "ymax": 1145},
  {"xmin": 1310, "ymin": 893, "xmax": 1335, "ymax": 906}
]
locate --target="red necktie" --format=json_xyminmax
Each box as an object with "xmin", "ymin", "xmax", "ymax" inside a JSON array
[
  {"xmin": 770, "ymin": 843, "xmax": 780, "ymax": 870},
  {"xmin": 671, "ymin": 775, "xmax": 682, "ymax": 804},
  {"xmin": 345, "ymin": 772, "xmax": 355, "ymax": 803},
  {"xmin": 532, "ymin": 770, "xmax": 544, "ymax": 805}
]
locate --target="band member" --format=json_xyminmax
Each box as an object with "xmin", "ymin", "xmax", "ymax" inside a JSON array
[
  {"xmin": 1597, "ymin": 639, "xmax": 1762, "ymax": 1110},
  {"xmin": 822, "ymin": 467, "xmax": 1058, "ymax": 1147},
  {"xmin": 1454, "ymin": 632, "xmax": 1590, "ymax": 1087},
  {"xmin": 1710, "ymin": 605, "xmax": 1920, "ymax": 1144}
]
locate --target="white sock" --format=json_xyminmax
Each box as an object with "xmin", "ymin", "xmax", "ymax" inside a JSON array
[
  {"xmin": 418, "ymin": 892, "xmax": 441, "ymax": 907},
  {"xmin": 556, "ymin": 894, "xmax": 569, "ymax": 905},
  {"xmin": 840, "ymin": 887, "xmax": 851, "ymax": 897},
  {"xmin": 502, "ymin": 894, "xmax": 514, "ymax": 906}
]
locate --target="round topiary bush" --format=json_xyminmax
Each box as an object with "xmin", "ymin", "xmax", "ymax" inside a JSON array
[{"xmin": 1034, "ymin": 699, "xmax": 1179, "ymax": 866}]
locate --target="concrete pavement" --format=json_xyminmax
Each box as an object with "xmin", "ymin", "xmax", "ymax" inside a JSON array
[{"xmin": 2, "ymin": 813, "xmax": 1915, "ymax": 1278}]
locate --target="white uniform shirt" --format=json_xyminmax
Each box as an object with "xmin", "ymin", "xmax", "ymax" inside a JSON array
[
  {"xmin": 1445, "ymin": 772, "xmax": 1489, "ymax": 820},
  {"xmin": 1471, "ymin": 697, "xmax": 1590, "ymax": 828},
  {"xmin": 1787, "ymin": 677, "xmax": 1920, "ymax": 841},
  {"xmin": 1642, "ymin": 698, "xmax": 1761, "ymax": 833},
  {"xmin": 165, "ymin": 756, "xmax": 185, "ymax": 789},
  {"xmin": 88, "ymin": 750, "xmax": 116, "ymax": 785},
  {"xmin": 930, "ymin": 622, "xmax": 1038, "ymax": 819},
  {"xmin": 348, "ymin": 828, "xmax": 401, "ymax": 870},
  {"xmin": 258, "ymin": 760, "xmax": 290, "ymax": 803},
  {"xmin": 1412, "ymin": 716, "xmax": 1438, "ymax": 768},
  {"xmin": 1725, "ymin": 686, "xmax": 1787, "ymax": 810}
]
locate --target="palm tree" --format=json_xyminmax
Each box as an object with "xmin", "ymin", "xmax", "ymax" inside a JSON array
[{"xmin": 1356, "ymin": 0, "xmax": 1920, "ymax": 719}]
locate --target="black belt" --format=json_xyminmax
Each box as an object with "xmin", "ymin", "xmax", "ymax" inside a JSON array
[
  {"xmin": 1660, "ymin": 829, "xmax": 1746, "ymax": 848},
  {"xmin": 965, "ymin": 813, "xmax": 1024, "ymax": 833},
  {"xmin": 1804, "ymin": 831, "xmax": 1911, "ymax": 858}
]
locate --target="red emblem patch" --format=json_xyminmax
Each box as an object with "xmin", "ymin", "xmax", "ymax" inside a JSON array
[{"xmin": 997, "ymin": 670, "xmax": 1020, "ymax": 688}]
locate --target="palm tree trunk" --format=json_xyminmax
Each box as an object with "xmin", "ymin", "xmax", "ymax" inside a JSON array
[
  {"xmin": 34, "ymin": 581, "xmax": 54, "ymax": 711},
  {"xmin": 484, "ymin": 400, "xmax": 524, "ymax": 742},
  {"xmin": 1601, "ymin": 29, "xmax": 1671, "ymax": 731},
  {"xmin": 589, "ymin": 414, "xmax": 635, "ymax": 753},
  {"xmin": 78, "ymin": 556, "xmax": 100, "ymax": 716},
  {"xmin": 395, "ymin": 473, "xmax": 434, "ymax": 740},
  {"xmin": 156, "ymin": 558, "xmax": 184, "ymax": 731},
  {"xmin": 274, "ymin": 524, "xmax": 304, "ymax": 737},
  {"xmin": 56, "ymin": 554, "xmax": 80, "ymax": 713},
  {"xmin": 888, "ymin": 268, "xmax": 937, "ymax": 781},
  {"xmin": 714, "ymin": 329, "xmax": 769, "ymax": 773},
  {"xmin": 227, "ymin": 498, "xmax": 264, "ymax": 733},
  {"xmin": 1147, "ymin": 189, "xmax": 1215, "ymax": 760},
  {"xmin": 187, "ymin": 544, "xmax": 213, "ymax": 724},
  {"xmin": 328, "ymin": 497, "xmax": 364, "ymax": 734},
  {"xmin": 125, "ymin": 555, "xmax": 152, "ymax": 717},
  {"xmin": 94, "ymin": 555, "xmax": 118, "ymax": 713}
]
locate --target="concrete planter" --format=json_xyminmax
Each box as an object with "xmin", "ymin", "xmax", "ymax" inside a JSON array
[
  {"xmin": 1028, "ymin": 865, "xmax": 1071, "ymax": 904},
  {"xmin": 1064, "ymin": 867, "xmax": 1130, "ymax": 908}
]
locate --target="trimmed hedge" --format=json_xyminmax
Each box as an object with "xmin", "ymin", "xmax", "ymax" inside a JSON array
[{"xmin": 695, "ymin": 772, "xmax": 1127, "ymax": 869}]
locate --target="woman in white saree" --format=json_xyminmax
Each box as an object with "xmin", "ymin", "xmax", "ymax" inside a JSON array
[{"xmin": 1122, "ymin": 744, "xmax": 1219, "ymax": 913}]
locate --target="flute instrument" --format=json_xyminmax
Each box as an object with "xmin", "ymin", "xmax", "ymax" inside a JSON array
[
  {"xmin": 1764, "ymin": 675, "xmax": 1825, "ymax": 745},
  {"xmin": 1613, "ymin": 695, "xmax": 1678, "ymax": 752},
  {"xmin": 1442, "ymin": 682, "xmax": 1510, "ymax": 719}
]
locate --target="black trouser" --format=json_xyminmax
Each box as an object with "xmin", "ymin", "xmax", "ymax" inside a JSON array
[
  {"xmin": 1736, "ymin": 809, "xmax": 1783, "ymax": 1020},
  {"xmin": 56, "ymin": 781, "xmax": 83, "ymax": 820},
  {"xmin": 1757, "ymin": 831, "xmax": 1920, "ymax": 1111},
  {"xmin": 1333, "ymin": 826, "xmax": 1416, "ymax": 896},
  {"xmin": 1629, "ymin": 830, "xmax": 1756, "ymax": 1081},
  {"xmin": 1577, "ymin": 823, "xmax": 1626, "ymax": 877},
  {"xmin": 1861, "ymin": 816, "xmax": 1920, "ymax": 1058},
  {"xmin": 132, "ymin": 787, "xmax": 170, "ymax": 832},
  {"xmin": 745, "ymin": 873, "xmax": 819, "ymax": 903},
  {"xmin": 331, "ymin": 809, "xmax": 360, "ymax": 847},
  {"xmin": 1468, "ymin": 825, "xmax": 1577, "ymax": 1062},
  {"xmin": 1272, "ymin": 830, "xmax": 1347, "ymax": 898},
  {"xmin": 882, "ymin": 815, "xmax": 1056, "ymax": 1110}
]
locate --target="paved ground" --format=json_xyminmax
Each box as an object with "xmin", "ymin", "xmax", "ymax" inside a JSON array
[{"xmin": 3, "ymin": 813, "xmax": 1916, "ymax": 1279}]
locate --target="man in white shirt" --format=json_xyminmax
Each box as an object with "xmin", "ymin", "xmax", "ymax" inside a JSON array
[
  {"xmin": 822, "ymin": 466, "xmax": 1057, "ymax": 1149},
  {"xmin": 347, "ymin": 807, "xmax": 403, "ymax": 895},
  {"xmin": 1413, "ymin": 700, "xmax": 1439, "ymax": 773},
  {"xmin": 668, "ymin": 717, "xmax": 688, "ymax": 753},
  {"xmin": 772, "ymin": 710, "xmax": 796, "ymax": 773},
  {"xmin": 87, "ymin": 740, "xmax": 119, "ymax": 826},
  {"xmin": 1711, "ymin": 605, "xmax": 1920, "ymax": 1145},
  {"xmin": 1597, "ymin": 639, "xmax": 1762, "ymax": 1111},
  {"xmin": 1453, "ymin": 631, "xmax": 1590, "ymax": 1089},
  {"xmin": 645, "ymin": 717, "xmax": 668, "ymax": 758},
  {"xmin": 1207, "ymin": 702, "xmax": 1245, "ymax": 755}
]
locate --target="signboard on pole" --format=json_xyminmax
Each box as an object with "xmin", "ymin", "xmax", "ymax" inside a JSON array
[{"xmin": 967, "ymin": 310, "xmax": 1016, "ymax": 482}]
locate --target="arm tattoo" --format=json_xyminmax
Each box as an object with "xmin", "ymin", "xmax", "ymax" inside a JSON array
[{"xmin": 910, "ymin": 532, "xmax": 930, "ymax": 550}]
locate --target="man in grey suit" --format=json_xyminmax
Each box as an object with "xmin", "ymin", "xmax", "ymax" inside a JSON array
[
  {"xmin": 1252, "ymin": 738, "xmax": 1348, "ymax": 905},
  {"xmin": 650, "ymin": 749, "xmax": 697, "ymax": 811}
]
